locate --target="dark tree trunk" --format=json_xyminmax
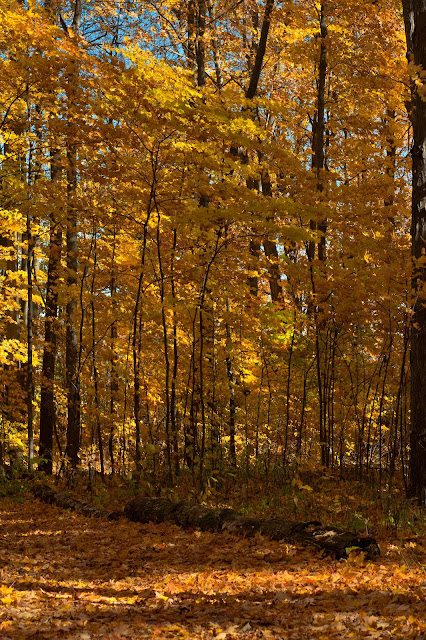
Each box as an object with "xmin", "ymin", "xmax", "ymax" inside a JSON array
[
  {"xmin": 170, "ymin": 229, "xmax": 180, "ymax": 476},
  {"xmin": 39, "ymin": 153, "xmax": 61, "ymax": 474},
  {"xmin": 109, "ymin": 229, "xmax": 118, "ymax": 473},
  {"xmin": 90, "ymin": 238, "xmax": 104, "ymax": 478},
  {"xmin": 65, "ymin": 141, "xmax": 81, "ymax": 468},
  {"xmin": 225, "ymin": 297, "xmax": 237, "ymax": 468},
  {"xmin": 308, "ymin": 0, "xmax": 328, "ymax": 466},
  {"xmin": 187, "ymin": 0, "xmax": 196, "ymax": 71},
  {"xmin": 133, "ymin": 272, "xmax": 144, "ymax": 480},
  {"xmin": 195, "ymin": 0, "xmax": 206, "ymax": 87},
  {"xmin": 312, "ymin": 0, "xmax": 328, "ymax": 263},
  {"xmin": 402, "ymin": 0, "xmax": 426, "ymax": 502},
  {"xmin": 63, "ymin": 1, "xmax": 83, "ymax": 469},
  {"xmin": 245, "ymin": 0, "xmax": 275, "ymax": 101},
  {"xmin": 156, "ymin": 212, "xmax": 172, "ymax": 479},
  {"xmin": 26, "ymin": 100, "xmax": 34, "ymax": 472},
  {"xmin": 132, "ymin": 207, "xmax": 152, "ymax": 481},
  {"xmin": 206, "ymin": 0, "xmax": 223, "ymax": 90}
]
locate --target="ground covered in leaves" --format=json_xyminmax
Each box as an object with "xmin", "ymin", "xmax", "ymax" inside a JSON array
[{"xmin": 0, "ymin": 496, "xmax": 425, "ymax": 639}]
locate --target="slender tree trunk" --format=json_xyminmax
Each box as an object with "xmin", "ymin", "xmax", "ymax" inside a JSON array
[
  {"xmin": 282, "ymin": 314, "xmax": 296, "ymax": 470},
  {"xmin": 195, "ymin": 0, "xmax": 206, "ymax": 87},
  {"xmin": 133, "ymin": 263, "xmax": 144, "ymax": 480},
  {"xmin": 199, "ymin": 307, "xmax": 207, "ymax": 484},
  {"xmin": 206, "ymin": 0, "xmax": 223, "ymax": 90},
  {"xmin": 210, "ymin": 301, "xmax": 218, "ymax": 469},
  {"xmin": 255, "ymin": 364, "xmax": 264, "ymax": 460},
  {"xmin": 132, "ymin": 184, "xmax": 154, "ymax": 479},
  {"xmin": 65, "ymin": 139, "xmax": 81, "ymax": 467},
  {"xmin": 109, "ymin": 228, "xmax": 118, "ymax": 473},
  {"xmin": 235, "ymin": 0, "xmax": 277, "ymax": 298},
  {"xmin": 308, "ymin": 0, "xmax": 328, "ymax": 264},
  {"xmin": 39, "ymin": 151, "xmax": 61, "ymax": 474},
  {"xmin": 226, "ymin": 296, "xmax": 237, "ymax": 468},
  {"xmin": 308, "ymin": 0, "xmax": 328, "ymax": 465},
  {"xmin": 1, "ymin": 125, "xmax": 22, "ymax": 340},
  {"xmin": 170, "ymin": 229, "xmax": 180, "ymax": 476},
  {"xmin": 90, "ymin": 235, "xmax": 104, "ymax": 477},
  {"xmin": 187, "ymin": 0, "xmax": 196, "ymax": 72},
  {"xmin": 245, "ymin": 0, "xmax": 275, "ymax": 101},
  {"xmin": 26, "ymin": 141, "xmax": 34, "ymax": 471},
  {"xmin": 156, "ymin": 209, "xmax": 172, "ymax": 479},
  {"xmin": 64, "ymin": 1, "xmax": 83, "ymax": 469},
  {"xmin": 313, "ymin": 0, "xmax": 328, "ymax": 262}
]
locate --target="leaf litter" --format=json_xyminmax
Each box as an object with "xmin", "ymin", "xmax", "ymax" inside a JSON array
[{"xmin": 0, "ymin": 497, "xmax": 425, "ymax": 639}]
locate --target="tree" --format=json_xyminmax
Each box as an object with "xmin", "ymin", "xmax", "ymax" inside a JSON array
[{"xmin": 402, "ymin": 0, "xmax": 426, "ymax": 503}]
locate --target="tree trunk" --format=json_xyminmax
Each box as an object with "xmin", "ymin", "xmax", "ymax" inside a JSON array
[
  {"xmin": 26, "ymin": 99, "xmax": 34, "ymax": 472},
  {"xmin": 64, "ymin": 1, "xmax": 83, "ymax": 469},
  {"xmin": 170, "ymin": 229, "xmax": 180, "ymax": 476},
  {"xmin": 206, "ymin": 0, "xmax": 223, "ymax": 90},
  {"xmin": 39, "ymin": 152, "xmax": 61, "ymax": 474},
  {"xmin": 109, "ymin": 228, "xmax": 118, "ymax": 473},
  {"xmin": 156, "ymin": 211, "xmax": 172, "ymax": 479},
  {"xmin": 311, "ymin": 0, "xmax": 328, "ymax": 262},
  {"xmin": 309, "ymin": 0, "xmax": 328, "ymax": 465},
  {"xmin": 65, "ymin": 145, "xmax": 81, "ymax": 468},
  {"xmin": 195, "ymin": 0, "xmax": 206, "ymax": 87},
  {"xmin": 225, "ymin": 296, "xmax": 237, "ymax": 468},
  {"xmin": 90, "ymin": 236, "xmax": 104, "ymax": 477},
  {"xmin": 245, "ymin": 0, "xmax": 275, "ymax": 101},
  {"xmin": 402, "ymin": 0, "xmax": 426, "ymax": 502}
]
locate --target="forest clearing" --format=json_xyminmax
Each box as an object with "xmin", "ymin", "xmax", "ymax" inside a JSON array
[{"xmin": 1, "ymin": 0, "xmax": 426, "ymax": 636}]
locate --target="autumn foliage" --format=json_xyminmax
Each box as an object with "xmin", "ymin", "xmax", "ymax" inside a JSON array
[{"xmin": 0, "ymin": 0, "xmax": 421, "ymax": 500}]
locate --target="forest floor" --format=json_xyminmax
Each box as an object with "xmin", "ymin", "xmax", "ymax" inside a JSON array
[{"xmin": 0, "ymin": 494, "xmax": 425, "ymax": 639}]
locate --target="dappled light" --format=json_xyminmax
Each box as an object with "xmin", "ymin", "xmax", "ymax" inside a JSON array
[{"xmin": 0, "ymin": 498, "xmax": 425, "ymax": 639}]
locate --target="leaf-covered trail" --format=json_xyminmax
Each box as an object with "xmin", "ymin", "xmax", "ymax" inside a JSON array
[{"xmin": 0, "ymin": 498, "xmax": 425, "ymax": 639}]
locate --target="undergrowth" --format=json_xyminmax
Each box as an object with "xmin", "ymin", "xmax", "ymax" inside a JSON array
[{"xmin": 33, "ymin": 463, "xmax": 426, "ymax": 543}]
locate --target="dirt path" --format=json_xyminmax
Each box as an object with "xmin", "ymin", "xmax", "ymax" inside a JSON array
[{"xmin": 0, "ymin": 497, "xmax": 425, "ymax": 639}]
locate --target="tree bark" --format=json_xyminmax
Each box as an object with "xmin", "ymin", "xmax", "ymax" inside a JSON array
[
  {"xmin": 311, "ymin": 0, "xmax": 328, "ymax": 262},
  {"xmin": 170, "ymin": 228, "xmax": 180, "ymax": 476},
  {"xmin": 402, "ymin": 0, "xmax": 426, "ymax": 502},
  {"xmin": 39, "ymin": 152, "xmax": 61, "ymax": 474},
  {"xmin": 156, "ymin": 209, "xmax": 172, "ymax": 479},
  {"xmin": 109, "ymin": 228, "xmax": 118, "ymax": 473},
  {"xmin": 225, "ymin": 296, "xmax": 237, "ymax": 467},
  {"xmin": 26, "ymin": 100, "xmax": 34, "ymax": 472},
  {"xmin": 245, "ymin": 0, "xmax": 281, "ymax": 302},
  {"xmin": 90, "ymin": 236, "xmax": 104, "ymax": 477},
  {"xmin": 308, "ymin": 0, "xmax": 328, "ymax": 465},
  {"xmin": 64, "ymin": 1, "xmax": 84, "ymax": 469},
  {"xmin": 195, "ymin": 0, "xmax": 207, "ymax": 87},
  {"xmin": 245, "ymin": 0, "xmax": 275, "ymax": 101}
]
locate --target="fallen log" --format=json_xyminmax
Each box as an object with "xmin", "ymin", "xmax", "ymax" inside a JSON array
[
  {"xmin": 124, "ymin": 496, "xmax": 380, "ymax": 560},
  {"xmin": 33, "ymin": 482, "xmax": 107, "ymax": 518},
  {"xmin": 32, "ymin": 483, "xmax": 380, "ymax": 560}
]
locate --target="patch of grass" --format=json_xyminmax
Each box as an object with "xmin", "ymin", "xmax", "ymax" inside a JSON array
[{"xmin": 0, "ymin": 475, "xmax": 28, "ymax": 500}]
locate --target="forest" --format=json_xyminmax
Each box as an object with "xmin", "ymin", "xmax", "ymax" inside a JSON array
[
  {"xmin": 1, "ymin": 0, "xmax": 425, "ymax": 497},
  {"xmin": 1, "ymin": 0, "xmax": 426, "ymax": 638}
]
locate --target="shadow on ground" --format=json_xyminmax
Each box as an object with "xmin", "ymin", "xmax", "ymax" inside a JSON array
[{"xmin": 0, "ymin": 497, "xmax": 424, "ymax": 639}]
